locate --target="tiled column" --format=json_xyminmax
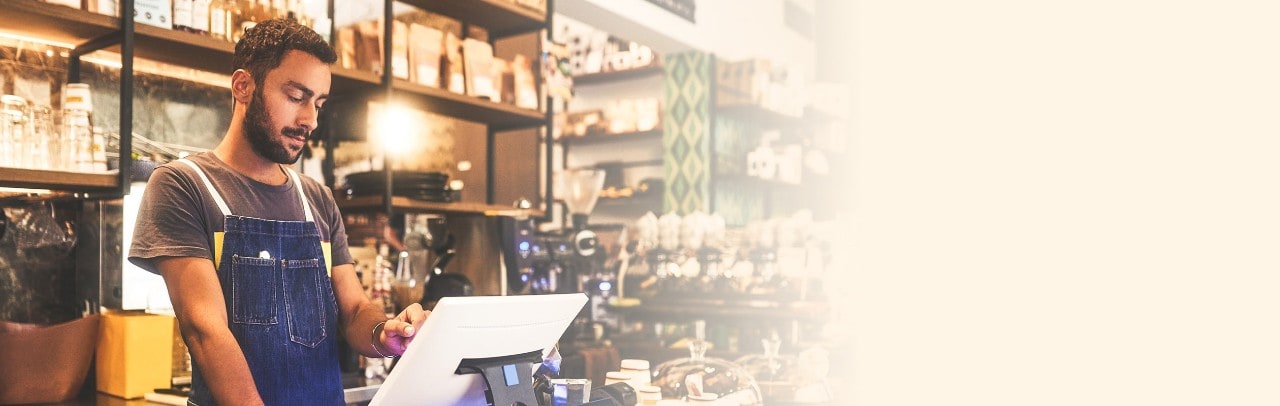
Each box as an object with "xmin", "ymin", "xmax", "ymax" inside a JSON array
[{"xmin": 662, "ymin": 51, "xmax": 712, "ymax": 215}]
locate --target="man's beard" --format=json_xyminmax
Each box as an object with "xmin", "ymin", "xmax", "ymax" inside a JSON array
[{"xmin": 244, "ymin": 88, "xmax": 309, "ymax": 164}]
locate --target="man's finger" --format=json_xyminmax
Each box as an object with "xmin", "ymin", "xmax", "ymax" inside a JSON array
[{"xmin": 387, "ymin": 319, "xmax": 416, "ymax": 337}]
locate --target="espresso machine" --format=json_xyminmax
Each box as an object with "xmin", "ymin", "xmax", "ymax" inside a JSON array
[
  {"xmin": 500, "ymin": 169, "xmax": 618, "ymax": 335},
  {"xmin": 501, "ymin": 169, "xmax": 606, "ymax": 296}
]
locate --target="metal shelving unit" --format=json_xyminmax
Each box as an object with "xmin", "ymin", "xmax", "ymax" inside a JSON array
[
  {"xmin": 325, "ymin": 0, "xmax": 552, "ymax": 218},
  {"xmin": 0, "ymin": 0, "xmax": 133, "ymax": 195}
]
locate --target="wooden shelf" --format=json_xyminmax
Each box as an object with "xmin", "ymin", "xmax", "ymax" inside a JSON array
[
  {"xmin": 0, "ymin": 0, "xmax": 236, "ymax": 73},
  {"xmin": 399, "ymin": 0, "xmax": 545, "ymax": 38},
  {"xmin": 0, "ymin": 167, "xmax": 118, "ymax": 191},
  {"xmin": 0, "ymin": 2, "xmax": 544, "ymax": 129},
  {"xmin": 392, "ymin": 79, "xmax": 545, "ymax": 130},
  {"xmin": 559, "ymin": 129, "xmax": 662, "ymax": 146},
  {"xmin": 331, "ymin": 67, "xmax": 381, "ymax": 96},
  {"xmin": 572, "ymin": 65, "xmax": 664, "ymax": 86},
  {"xmin": 336, "ymin": 195, "xmax": 539, "ymax": 217},
  {"xmin": 131, "ymin": 24, "xmax": 235, "ymax": 74},
  {"xmin": 0, "ymin": 1, "xmax": 118, "ymax": 48}
]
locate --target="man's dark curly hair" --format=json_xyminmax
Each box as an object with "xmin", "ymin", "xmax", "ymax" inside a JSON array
[{"xmin": 232, "ymin": 18, "xmax": 336, "ymax": 88}]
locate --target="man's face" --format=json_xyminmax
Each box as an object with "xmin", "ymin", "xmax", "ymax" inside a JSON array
[{"xmin": 243, "ymin": 50, "xmax": 331, "ymax": 164}]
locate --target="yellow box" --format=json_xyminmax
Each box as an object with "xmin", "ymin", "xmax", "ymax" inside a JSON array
[{"xmin": 96, "ymin": 311, "xmax": 174, "ymax": 399}]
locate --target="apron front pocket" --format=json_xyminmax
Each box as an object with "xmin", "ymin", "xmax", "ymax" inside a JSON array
[
  {"xmin": 229, "ymin": 255, "xmax": 279, "ymax": 325},
  {"xmin": 282, "ymin": 258, "xmax": 328, "ymax": 348}
]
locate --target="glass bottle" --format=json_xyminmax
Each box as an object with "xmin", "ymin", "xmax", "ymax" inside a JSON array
[
  {"xmin": 252, "ymin": 0, "xmax": 272, "ymax": 23},
  {"xmin": 173, "ymin": 0, "xmax": 194, "ymax": 32},
  {"xmin": 372, "ymin": 244, "xmax": 395, "ymax": 314},
  {"xmin": 271, "ymin": 0, "xmax": 287, "ymax": 19},
  {"xmin": 191, "ymin": 0, "xmax": 211, "ymax": 35},
  {"xmin": 209, "ymin": 0, "xmax": 230, "ymax": 41},
  {"xmin": 230, "ymin": 0, "xmax": 253, "ymax": 42}
]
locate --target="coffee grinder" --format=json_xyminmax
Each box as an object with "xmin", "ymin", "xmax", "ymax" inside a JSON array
[
  {"xmin": 543, "ymin": 169, "xmax": 601, "ymax": 291},
  {"xmin": 559, "ymin": 169, "xmax": 621, "ymax": 335}
]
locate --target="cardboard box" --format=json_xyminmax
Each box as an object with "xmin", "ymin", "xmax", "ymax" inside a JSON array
[
  {"xmin": 355, "ymin": 21, "xmax": 383, "ymax": 75},
  {"xmin": 134, "ymin": 0, "xmax": 173, "ymax": 30},
  {"xmin": 443, "ymin": 32, "xmax": 466, "ymax": 94},
  {"xmin": 337, "ymin": 26, "xmax": 357, "ymax": 70},
  {"xmin": 462, "ymin": 38, "xmax": 496, "ymax": 100},
  {"xmin": 511, "ymin": 54, "xmax": 538, "ymax": 110},
  {"xmin": 96, "ymin": 312, "xmax": 174, "ymax": 399},
  {"xmin": 43, "ymin": 0, "xmax": 81, "ymax": 9},
  {"xmin": 392, "ymin": 20, "xmax": 410, "ymax": 80},
  {"xmin": 87, "ymin": 0, "xmax": 119, "ymax": 17}
]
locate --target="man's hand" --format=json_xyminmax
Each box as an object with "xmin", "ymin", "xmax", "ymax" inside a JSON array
[{"xmin": 378, "ymin": 303, "xmax": 430, "ymax": 355}]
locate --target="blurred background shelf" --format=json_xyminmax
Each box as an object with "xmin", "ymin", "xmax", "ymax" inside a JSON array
[
  {"xmin": 336, "ymin": 195, "xmax": 540, "ymax": 217},
  {"xmin": 558, "ymin": 129, "xmax": 662, "ymax": 146},
  {"xmin": 399, "ymin": 0, "xmax": 546, "ymax": 39}
]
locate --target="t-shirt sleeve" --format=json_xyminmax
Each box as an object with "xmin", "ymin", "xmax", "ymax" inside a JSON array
[
  {"xmin": 128, "ymin": 165, "xmax": 214, "ymax": 274},
  {"xmin": 320, "ymin": 185, "xmax": 354, "ymax": 267}
]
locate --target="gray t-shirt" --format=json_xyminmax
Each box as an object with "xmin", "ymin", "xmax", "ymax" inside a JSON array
[{"xmin": 128, "ymin": 152, "xmax": 353, "ymax": 273}]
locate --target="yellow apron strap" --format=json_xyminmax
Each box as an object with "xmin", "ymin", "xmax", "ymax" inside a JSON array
[{"xmin": 214, "ymin": 231, "xmax": 225, "ymax": 269}]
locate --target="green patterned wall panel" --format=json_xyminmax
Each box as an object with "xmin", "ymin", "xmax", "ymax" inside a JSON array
[{"xmin": 663, "ymin": 52, "xmax": 712, "ymax": 215}]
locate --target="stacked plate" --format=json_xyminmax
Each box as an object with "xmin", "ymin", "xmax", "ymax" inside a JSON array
[{"xmin": 345, "ymin": 171, "xmax": 452, "ymax": 202}]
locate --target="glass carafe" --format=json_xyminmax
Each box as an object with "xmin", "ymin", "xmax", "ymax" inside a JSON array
[{"xmin": 389, "ymin": 251, "xmax": 423, "ymax": 312}]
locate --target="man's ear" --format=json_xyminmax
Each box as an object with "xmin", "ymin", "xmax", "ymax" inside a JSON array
[{"xmin": 231, "ymin": 69, "xmax": 255, "ymax": 104}]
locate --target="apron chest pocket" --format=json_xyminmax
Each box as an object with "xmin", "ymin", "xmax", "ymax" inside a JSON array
[
  {"xmin": 229, "ymin": 255, "xmax": 279, "ymax": 325},
  {"xmin": 283, "ymin": 258, "xmax": 328, "ymax": 348}
]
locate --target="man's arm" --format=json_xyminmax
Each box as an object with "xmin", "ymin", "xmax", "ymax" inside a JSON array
[
  {"xmin": 331, "ymin": 263, "xmax": 428, "ymax": 357},
  {"xmin": 157, "ymin": 257, "xmax": 263, "ymax": 406}
]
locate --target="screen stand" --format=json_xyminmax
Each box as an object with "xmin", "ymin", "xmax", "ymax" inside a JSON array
[{"xmin": 456, "ymin": 349, "xmax": 545, "ymax": 406}]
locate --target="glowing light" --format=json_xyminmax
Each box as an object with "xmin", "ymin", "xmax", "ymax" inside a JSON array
[{"xmin": 376, "ymin": 104, "xmax": 415, "ymax": 153}]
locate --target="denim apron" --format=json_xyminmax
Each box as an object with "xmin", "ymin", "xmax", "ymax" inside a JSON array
[{"xmin": 177, "ymin": 159, "xmax": 342, "ymax": 406}]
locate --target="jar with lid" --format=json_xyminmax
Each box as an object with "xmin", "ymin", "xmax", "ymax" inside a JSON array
[
  {"xmin": 604, "ymin": 371, "xmax": 631, "ymax": 387},
  {"xmin": 0, "ymin": 95, "xmax": 30, "ymax": 168},
  {"xmin": 619, "ymin": 358, "xmax": 652, "ymax": 389},
  {"xmin": 636, "ymin": 385, "xmax": 662, "ymax": 405}
]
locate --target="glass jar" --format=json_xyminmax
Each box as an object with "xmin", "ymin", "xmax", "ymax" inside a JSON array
[
  {"xmin": 0, "ymin": 95, "xmax": 30, "ymax": 168},
  {"xmin": 63, "ymin": 109, "xmax": 92, "ymax": 171},
  {"xmin": 620, "ymin": 358, "xmax": 652, "ymax": 388},
  {"xmin": 62, "ymin": 83, "xmax": 94, "ymax": 172},
  {"xmin": 28, "ymin": 105, "xmax": 54, "ymax": 170}
]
